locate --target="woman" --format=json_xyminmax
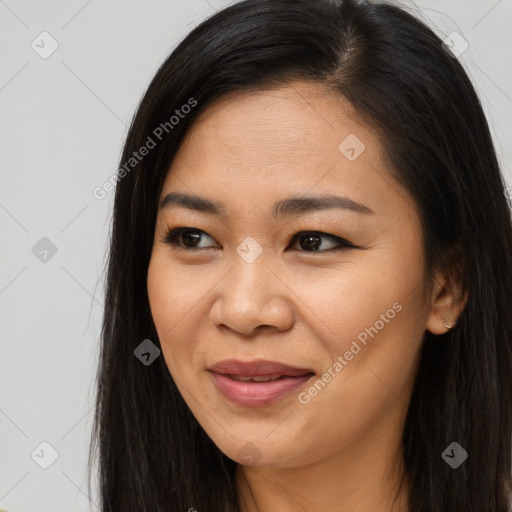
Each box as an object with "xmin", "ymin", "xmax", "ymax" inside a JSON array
[{"xmin": 89, "ymin": 0, "xmax": 512, "ymax": 510}]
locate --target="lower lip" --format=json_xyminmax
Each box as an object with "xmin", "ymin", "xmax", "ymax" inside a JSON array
[{"xmin": 209, "ymin": 371, "xmax": 314, "ymax": 407}]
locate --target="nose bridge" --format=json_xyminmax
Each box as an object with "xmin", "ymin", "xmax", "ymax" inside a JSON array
[
  {"xmin": 212, "ymin": 249, "xmax": 293, "ymax": 335},
  {"xmin": 226, "ymin": 250, "xmax": 274, "ymax": 312}
]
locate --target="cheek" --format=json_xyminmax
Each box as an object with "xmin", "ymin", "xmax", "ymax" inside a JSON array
[
  {"xmin": 147, "ymin": 254, "xmax": 199, "ymax": 371},
  {"xmin": 300, "ymin": 257, "xmax": 428, "ymax": 437},
  {"xmin": 321, "ymin": 263, "xmax": 426, "ymax": 395},
  {"xmin": 147, "ymin": 250, "xmax": 227, "ymax": 391},
  {"xmin": 147, "ymin": 256, "xmax": 173, "ymax": 337},
  {"xmin": 147, "ymin": 249, "xmax": 208, "ymax": 330},
  {"xmin": 296, "ymin": 252, "xmax": 424, "ymax": 360}
]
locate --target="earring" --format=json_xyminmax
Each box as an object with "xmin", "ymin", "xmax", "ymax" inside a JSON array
[{"xmin": 442, "ymin": 318, "xmax": 453, "ymax": 330}]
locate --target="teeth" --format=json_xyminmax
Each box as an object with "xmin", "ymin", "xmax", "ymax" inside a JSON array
[
  {"xmin": 235, "ymin": 375, "xmax": 253, "ymax": 382},
  {"xmin": 228, "ymin": 374, "xmax": 283, "ymax": 382}
]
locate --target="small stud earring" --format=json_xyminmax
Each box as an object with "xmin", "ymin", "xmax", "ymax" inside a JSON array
[{"xmin": 442, "ymin": 318, "xmax": 453, "ymax": 330}]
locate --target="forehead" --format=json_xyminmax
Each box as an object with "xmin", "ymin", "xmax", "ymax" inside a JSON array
[
  {"xmin": 159, "ymin": 82, "xmax": 411, "ymax": 221},
  {"xmin": 174, "ymin": 83, "xmax": 371, "ymax": 170}
]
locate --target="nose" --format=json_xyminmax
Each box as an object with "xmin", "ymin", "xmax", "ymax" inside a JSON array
[{"xmin": 209, "ymin": 257, "xmax": 295, "ymax": 338}]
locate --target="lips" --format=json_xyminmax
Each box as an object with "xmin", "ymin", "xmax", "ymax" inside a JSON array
[
  {"xmin": 228, "ymin": 374, "xmax": 285, "ymax": 382},
  {"xmin": 209, "ymin": 359, "xmax": 314, "ymax": 378},
  {"xmin": 208, "ymin": 359, "xmax": 315, "ymax": 406}
]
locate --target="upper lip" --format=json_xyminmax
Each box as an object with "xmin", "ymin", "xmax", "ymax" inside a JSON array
[{"xmin": 209, "ymin": 359, "xmax": 315, "ymax": 377}]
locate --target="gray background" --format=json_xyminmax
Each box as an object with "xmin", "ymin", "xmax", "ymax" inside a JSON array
[{"xmin": 1, "ymin": 1, "xmax": 511, "ymax": 511}]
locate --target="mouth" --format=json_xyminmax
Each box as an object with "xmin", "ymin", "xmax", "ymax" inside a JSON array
[
  {"xmin": 209, "ymin": 358, "xmax": 315, "ymax": 378},
  {"xmin": 208, "ymin": 359, "xmax": 315, "ymax": 406},
  {"xmin": 224, "ymin": 374, "xmax": 305, "ymax": 382}
]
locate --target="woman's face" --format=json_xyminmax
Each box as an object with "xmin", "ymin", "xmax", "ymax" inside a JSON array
[{"xmin": 147, "ymin": 82, "xmax": 438, "ymax": 469}]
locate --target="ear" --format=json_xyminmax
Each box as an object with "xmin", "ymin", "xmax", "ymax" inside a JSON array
[{"xmin": 425, "ymin": 244, "xmax": 468, "ymax": 335}]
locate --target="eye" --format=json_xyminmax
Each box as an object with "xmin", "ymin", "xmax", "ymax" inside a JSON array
[
  {"xmin": 163, "ymin": 227, "xmax": 218, "ymax": 249},
  {"xmin": 162, "ymin": 227, "xmax": 359, "ymax": 252},
  {"xmin": 286, "ymin": 231, "xmax": 359, "ymax": 252}
]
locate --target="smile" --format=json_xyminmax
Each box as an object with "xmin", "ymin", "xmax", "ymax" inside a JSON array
[{"xmin": 208, "ymin": 359, "xmax": 315, "ymax": 406}]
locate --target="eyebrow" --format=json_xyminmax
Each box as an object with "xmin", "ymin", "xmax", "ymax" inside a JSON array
[{"xmin": 159, "ymin": 192, "xmax": 375, "ymax": 218}]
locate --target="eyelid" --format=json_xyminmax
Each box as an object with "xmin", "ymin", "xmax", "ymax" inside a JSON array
[
  {"xmin": 286, "ymin": 230, "xmax": 358, "ymax": 250},
  {"xmin": 162, "ymin": 226, "xmax": 219, "ymax": 249},
  {"xmin": 161, "ymin": 226, "xmax": 359, "ymax": 252}
]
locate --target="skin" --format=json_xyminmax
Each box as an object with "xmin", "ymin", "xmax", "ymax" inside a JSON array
[{"xmin": 147, "ymin": 81, "xmax": 467, "ymax": 512}]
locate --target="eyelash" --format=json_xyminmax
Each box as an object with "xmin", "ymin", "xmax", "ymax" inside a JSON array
[{"xmin": 161, "ymin": 227, "xmax": 359, "ymax": 252}]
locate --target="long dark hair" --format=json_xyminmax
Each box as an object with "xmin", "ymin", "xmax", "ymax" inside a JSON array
[{"xmin": 88, "ymin": 0, "xmax": 512, "ymax": 510}]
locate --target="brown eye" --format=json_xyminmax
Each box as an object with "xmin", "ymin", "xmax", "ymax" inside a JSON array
[
  {"xmin": 164, "ymin": 228, "xmax": 218, "ymax": 249},
  {"xmin": 287, "ymin": 231, "xmax": 358, "ymax": 252}
]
